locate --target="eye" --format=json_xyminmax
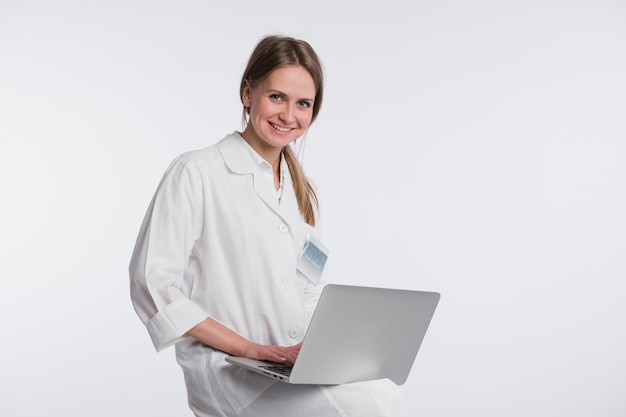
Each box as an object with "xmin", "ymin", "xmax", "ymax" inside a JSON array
[
  {"xmin": 269, "ymin": 93, "xmax": 283, "ymax": 101},
  {"xmin": 298, "ymin": 100, "xmax": 312, "ymax": 108}
]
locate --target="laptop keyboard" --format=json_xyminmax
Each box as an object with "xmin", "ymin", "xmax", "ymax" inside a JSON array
[{"xmin": 260, "ymin": 365, "xmax": 292, "ymax": 377}]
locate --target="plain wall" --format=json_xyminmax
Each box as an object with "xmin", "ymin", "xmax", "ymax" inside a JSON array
[{"xmin": 1, "ymin": 0, "xmax": 625, "ymax": 415}]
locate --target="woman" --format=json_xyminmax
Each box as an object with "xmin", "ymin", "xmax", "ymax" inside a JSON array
[{"xmin": 129, "ymin": 35, "xmax": 407, "ymax": 416}]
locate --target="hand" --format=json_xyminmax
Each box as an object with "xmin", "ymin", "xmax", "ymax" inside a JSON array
[
  {"xmin": 243, "ymin": 342, "xmax": 302, "ymax": 366},
  {"xmin": 185, "ymin": 318, "xmax": 303, "ymax": 366}
]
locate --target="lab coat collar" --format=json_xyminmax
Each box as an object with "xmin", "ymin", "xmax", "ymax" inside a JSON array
[
  {"xmin": 218, "ymin": 132, "xmax": 259, "ymax": 175},
  {"xmin": 218, "ymin": 133, "xmax": 300, "ymax": 233}
]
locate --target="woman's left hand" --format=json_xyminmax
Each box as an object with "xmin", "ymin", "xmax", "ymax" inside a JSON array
[{"xmin": 245, "ymin": 342, "xmax": 302, "ymax": 366}]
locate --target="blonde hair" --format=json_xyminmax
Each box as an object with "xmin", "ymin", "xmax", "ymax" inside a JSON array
[{"xmin": 240, "ymin": 35, "xmax": 324, "ymax": 226}]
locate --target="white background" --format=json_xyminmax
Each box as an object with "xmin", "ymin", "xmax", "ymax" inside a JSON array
[{"xmin": 1, "ymin": 1, "xmax": 625, "ymax": 415}]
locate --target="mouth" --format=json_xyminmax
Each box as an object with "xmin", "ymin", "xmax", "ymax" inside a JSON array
[{"xmin": 270, "ymin": 122, "xmax": 292, "ymax": 133}]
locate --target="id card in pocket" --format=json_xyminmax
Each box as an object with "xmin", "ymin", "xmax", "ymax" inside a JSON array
[{"xmin": 296, "ymin": 234, "xmax": 329, "ymax": 286}]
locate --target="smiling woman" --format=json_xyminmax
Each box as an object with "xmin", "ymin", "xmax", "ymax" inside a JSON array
[
  {"xmin": 239, "ymin": 35, "xmax": 325, "ymax": 226},
  {"xmin": 241, "ymin": 65, "xmax": 316, "ymax": 187},
  {"xmin": 128, "ymin": 35, "xmax": 407, "ymax": 417}
]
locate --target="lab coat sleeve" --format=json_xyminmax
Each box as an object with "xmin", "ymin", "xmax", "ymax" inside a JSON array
[{"xmin": 129, "ymin": 155, "xmax": 209, "ymax": 351}]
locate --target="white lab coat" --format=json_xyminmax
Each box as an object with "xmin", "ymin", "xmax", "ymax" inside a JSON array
[{"xmin": 129, "ymin": 133, "xmax": 406, "ymax": 416}]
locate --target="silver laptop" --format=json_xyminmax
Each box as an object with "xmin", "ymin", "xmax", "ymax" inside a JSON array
[{"xmin": 225, "ymin": 284, "xmax": 440, "ymax": 385}]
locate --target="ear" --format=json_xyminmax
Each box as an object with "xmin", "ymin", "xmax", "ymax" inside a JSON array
[{"xmin": 242, "ymin": 80, "xmax": 252, "ymax": 107}]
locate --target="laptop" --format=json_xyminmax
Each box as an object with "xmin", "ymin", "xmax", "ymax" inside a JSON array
[{"xmin": 225, "ymin": 284, "xmax": 440, "ymax": 385}]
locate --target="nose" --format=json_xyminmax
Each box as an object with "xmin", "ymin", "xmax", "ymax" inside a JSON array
[{"xmin": 279, "ymin": 105, "xmax": 295, "ymax": 124}]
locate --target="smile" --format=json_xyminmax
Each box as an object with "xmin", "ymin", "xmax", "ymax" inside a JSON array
[{"xmin": 270, "ymin": 122, "xmax": 291, "ymax": 132}]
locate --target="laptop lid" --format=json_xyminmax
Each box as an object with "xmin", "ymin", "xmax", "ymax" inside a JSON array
[{"xmin": 226, "ymin": 284, "xmax": 440, "ymax": 385}]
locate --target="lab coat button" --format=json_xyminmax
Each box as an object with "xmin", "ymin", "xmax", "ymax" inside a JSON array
[
  {"xmin": 278, "ymin": 224, "xmax": 288, "ymax": 233},
  {"xmin": 288, "ymin": 330, "xmax": 298, "ymax": 339},
  {"xmin": 282, "ymin": 276, "xmax": 291, "ymax": 286}
]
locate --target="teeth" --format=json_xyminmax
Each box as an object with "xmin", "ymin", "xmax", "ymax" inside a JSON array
[{"xmin": 271, "ymin": 123, "xmax": 290, "ymax": 132}]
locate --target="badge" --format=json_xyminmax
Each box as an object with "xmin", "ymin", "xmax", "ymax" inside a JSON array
[{"xmin": 296, "ymin": 234, "xmax": 329, "ymax": 285}]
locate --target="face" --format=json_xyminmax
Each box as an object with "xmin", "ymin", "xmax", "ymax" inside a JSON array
[{"xmin": 242, "ymin": 65, "xmax": 316, "ymax": 160}]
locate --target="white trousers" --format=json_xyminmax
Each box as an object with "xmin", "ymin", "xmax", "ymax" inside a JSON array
[
  {"xmin": 177, "ymin": 341, "xmax": 407, "ymax": 417},
  {"xmin": 188, "ymin": 378, "xmax": 407, "ymax": 417}
]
